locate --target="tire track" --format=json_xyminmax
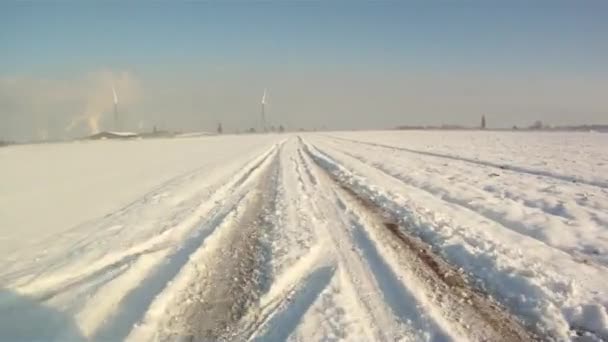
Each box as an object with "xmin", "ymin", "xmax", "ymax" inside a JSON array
[
  {"xmin": 298, "ymin": 140, "xmax": 450, "ymax": 341},
  {"xmin": 250, "ymin": 265, "xmax": 336, "ymax": 342},
  {"xmin": 325, "ymin": 138, "xmax": 578, "ymax": 222},
  {"xmin": 324, "ymin": 134, "xmax": 608, "ymax": 189},
  {"xmin": 2, "ymin": 144, "xmax": 280, "ymax": 290},
  {"xmin": 322, "ymin": 143, "xmax": 607, "ymax": 268},
  {"xmin": 240, "ymin": 138, "xmax": 403, "ymax": 341},
  {"xmin": 173, "ymin": 151, "xmax": 282, "ymax": 341},
  {"xmin": 92, "ymin": 144, "xmax": 281, "ymax": 341},
  {"xmin": 302, "ymin": 137, "xmax": 539, "ymax": 341}
]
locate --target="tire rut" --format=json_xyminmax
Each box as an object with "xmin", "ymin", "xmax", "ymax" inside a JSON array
[
  {"xmin": 303, "ymin": 137, "xmax": 540, "ymax": 342},
  {"xmin": 174, "ymin": 149, "xmax": 281, "ymax": 341},
  {"xmin": 331, "ymin": 145, "xmax": 607, "ymax": 269},
  {"xmin": 323, "ymin": 134, "xmax": 608, "ymax": 189}
]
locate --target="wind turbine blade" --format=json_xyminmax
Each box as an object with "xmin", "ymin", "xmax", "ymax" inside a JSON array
[{"xmin": 112, "ymin": 85, "xmax": 119, "ymax": 105}]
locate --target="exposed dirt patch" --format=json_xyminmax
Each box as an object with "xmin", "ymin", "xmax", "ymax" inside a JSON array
[
  {"xmin": 306, "ymin": 144, "xmax": 539, "ymax": 341},
  {"xmin": 164, "ymin": 152, "xmax": 281, "ymax": 341}
]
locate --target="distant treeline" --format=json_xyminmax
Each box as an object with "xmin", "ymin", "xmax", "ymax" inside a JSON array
[
  {"xmin": 540, "ymin": 125, "xmax": 608, "ymax": 132},
  {"xmin": 395, "ymin": 124, "xmax": 608, "ymax": 132}
]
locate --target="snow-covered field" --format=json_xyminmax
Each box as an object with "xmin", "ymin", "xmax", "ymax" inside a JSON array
[{"xmin": 1, "ymin": 131, "xmax": 607, "ymax": 341}]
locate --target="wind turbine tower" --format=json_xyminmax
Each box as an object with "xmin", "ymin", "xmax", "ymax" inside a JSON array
[
  {"xmin": 112, "ymin": 85, "xmax": 119, "ymax": 131},
  {"xmin": 260, "ymin": 88, "xmax": 267, "ymax": 133}
]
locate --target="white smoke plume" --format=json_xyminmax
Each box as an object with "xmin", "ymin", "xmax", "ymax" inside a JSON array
[{"xmin": 65, "ymin": 70, "xmax": 139, "ymax": 134}]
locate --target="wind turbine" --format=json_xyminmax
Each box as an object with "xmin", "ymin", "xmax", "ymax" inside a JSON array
[
  {"xmin": 260, "ymin": 88, "xmax": 267, "ymax": 133},
  {"xmin": 112, "ymin": 85, "xmax": 119, "ymax": 131}
]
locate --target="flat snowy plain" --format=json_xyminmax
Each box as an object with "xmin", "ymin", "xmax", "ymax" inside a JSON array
[{"xmin": 1, "ymin": 131, "xmax": 607, "ymax": 341}]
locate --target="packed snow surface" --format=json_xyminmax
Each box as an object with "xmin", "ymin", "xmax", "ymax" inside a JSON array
[{"xmin": 0, "ymin": 131, "xmax": 607, "ymax": 341}]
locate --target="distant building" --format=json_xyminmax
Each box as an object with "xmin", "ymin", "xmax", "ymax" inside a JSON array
[{"xmin": 86, "ymin": 131, "xmax": 138, "ymax": 140}]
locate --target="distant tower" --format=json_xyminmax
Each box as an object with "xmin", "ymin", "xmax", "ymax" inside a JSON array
[{"xmin": 481, "ymin": 115, "xmax": 486, "ymax": 130}]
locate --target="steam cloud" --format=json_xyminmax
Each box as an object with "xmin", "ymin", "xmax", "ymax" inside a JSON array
[{"xmin": 66, "ymin": 71, "xmax": 139, "ymax": 134}]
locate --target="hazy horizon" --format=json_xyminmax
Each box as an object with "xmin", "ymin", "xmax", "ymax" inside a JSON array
[{"xmin": 2, "ymin": 1, "xmax": 607, "ymax": 141}]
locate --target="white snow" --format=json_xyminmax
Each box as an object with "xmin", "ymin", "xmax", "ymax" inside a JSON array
[
  {"xmin": 0, "ymin": 135, "xmax": 277, "ymax": 257},
  {"xmin": 308, "ymin": 131, "xmax": 608, "ymax": 340},
  {"xmin": 1, "ymin": 131, "xmax": 607, "ymax": 341}
]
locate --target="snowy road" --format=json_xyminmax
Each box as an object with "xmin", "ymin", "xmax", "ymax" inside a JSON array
[{"xmin": 1, "ymin": 132, "xmax": 607, "ymax": 341}]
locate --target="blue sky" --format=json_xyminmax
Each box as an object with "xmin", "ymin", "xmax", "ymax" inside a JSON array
[{"xmin": 1, "ymin": 1, "xmax": 607, "ymax": 139}]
